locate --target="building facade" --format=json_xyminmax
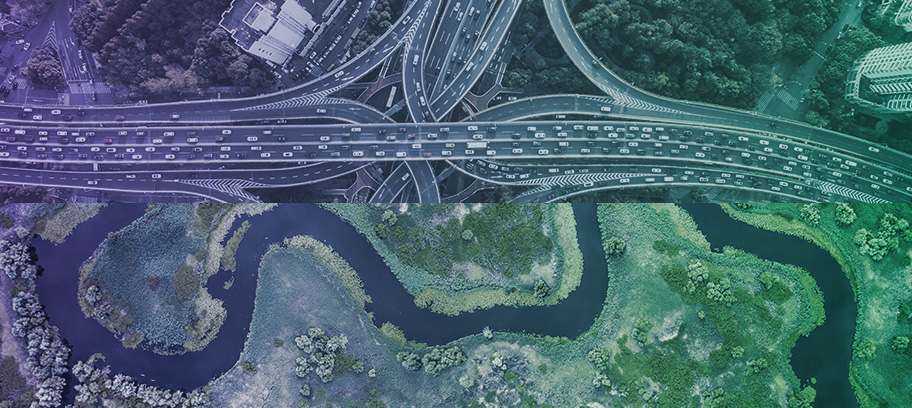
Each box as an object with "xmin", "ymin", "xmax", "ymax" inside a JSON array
[
  {"xmin": 845, "ymin": 41, "xmax": 912, "ymax": 115},
  {"xmin": 220, "ymin": 0, "xmax": 317, "ymax": 66}
]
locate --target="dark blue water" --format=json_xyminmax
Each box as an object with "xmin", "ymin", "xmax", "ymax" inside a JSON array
[
  {"xmin": 32, "ymin": 203, "xmax": 607, "ymax": 391},
  {"xmin": 32, "ymin": 204, "xmax": 854, "ymax": 407},
  {"xmin": 681, "ymin": 204, "xmax": 857, "ymax": 408},
  {"xmin": 33, "ymin": 206, "xmax": 259, "ymax": 391}
]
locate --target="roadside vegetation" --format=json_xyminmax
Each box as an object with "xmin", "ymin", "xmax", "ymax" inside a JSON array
[
  {"xmin": 573, "ymin": 0, "xmax": 839, "ymax": 109},
  {"xmin": 723, "ymin": 203, "xmax": 912, "ymax": 407},
  {"xmin": 206, "ymin": 204, "xmax": 824, "ymax": 407},
  {"xmin": 23, "ymin": 47, "xmax": 66, "ymax": 87},
  {"xmin": 323, "ymin": 204, "xmax": 584, "ymax": 315},
  {"xmin": 802, "ymin": 4, "xmax": 912, "ymax": 155},
  {"xmin": 69, "ymin": 0, "xmax": 273, "ymax": 100},
  {"xmin": 350, "ymin": 0, "xmax": 406, "ymax": 55}
]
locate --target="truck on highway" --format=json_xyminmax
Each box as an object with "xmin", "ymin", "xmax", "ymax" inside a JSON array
[{"xmin": 467, "ymin": 141, "xmax": 488, "ymax": 149}]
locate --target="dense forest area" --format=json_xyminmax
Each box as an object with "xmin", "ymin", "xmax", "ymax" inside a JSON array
[
  {"xmin": 502, "ymin": 0, "xmax": 599, "ymax": 94},
  {"xmin": 573, "ymin": 0, "xmax": 840, "ymax": 109},
  {"xmin": 69, "ymin": 0, "xmax": 273, "ymax": 100}
]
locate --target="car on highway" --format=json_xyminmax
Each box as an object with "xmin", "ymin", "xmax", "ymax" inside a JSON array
[
  {"xmin": 115, "ymin": 115, "xmax": 125, "ymax": 121},
  {"xmin": 170, "ymin": 114, "xmax": 180, "ymax": 120}
]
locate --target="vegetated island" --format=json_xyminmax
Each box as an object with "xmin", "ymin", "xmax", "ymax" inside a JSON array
[
  {"xmin": 77, "ymin": 203, "xmax": 274, "ymax": 354},
  {"xmin": 722, "ymin": 203, "xmax": 912, "ymax": 408},
  {"xmin": 138, "ymin": 203, "xmax": 823, "ymax": 408},
  {"xmin": 323, "ymin": 203, "xmax": 584, "ymax": 315}
]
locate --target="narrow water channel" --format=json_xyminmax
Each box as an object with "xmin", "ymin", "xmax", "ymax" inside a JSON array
[
  {"xmin": 31, "ymin": 204, "xmax": 854, "ymax": 408},
  {"xmin": 680, "ymin": 204, "xmax": 856, "ymax": 408}
]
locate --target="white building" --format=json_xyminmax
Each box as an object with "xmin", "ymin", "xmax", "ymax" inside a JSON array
[
  {"xmin": 220, "ymin": 0, "xmax": 318, "ymax": 66},
  {"xmin": 846, "ymin": 42, "xmax": 912, "ymax": 115}
]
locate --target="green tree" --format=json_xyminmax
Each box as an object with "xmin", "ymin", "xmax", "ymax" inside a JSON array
[
  {"xmin": 461, "ymin": 229, "xmax": 474, "ymax": 241},
  {"xmin": 835, "ymin": 203, "xmax": 856, "ymax": 226},
  {"xmin": 604, "ymin": 237, "xmax": 627, "ymax": 256},
  {"xmin": 856, "ymin": 338, "xmax": 877, "ymax": 359},
  {"xmin": 892, "ymin": 336, "xmax": 909, "ymax": 352},
  {"xmin": 799, "ymin": 204, "xmax": 820, "ymax": 227},
  {"xmin": 24, "ymin": 46, "xmax": 65, "ymax": 86}
]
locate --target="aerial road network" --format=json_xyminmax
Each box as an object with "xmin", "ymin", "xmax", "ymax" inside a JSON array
[{"xmin": 0, "ymin": 0, "xmax": 909, "ymax": 203}]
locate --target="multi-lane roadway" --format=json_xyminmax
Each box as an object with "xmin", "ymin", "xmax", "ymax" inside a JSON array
[{"xmin": 0, "ymin": 0, "xmax": 909, "ymax": 203}]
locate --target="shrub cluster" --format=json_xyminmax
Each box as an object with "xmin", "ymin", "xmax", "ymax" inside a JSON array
[{"xmin": 3, "ymin": 239, "xmax": 70, "ymax": 407}]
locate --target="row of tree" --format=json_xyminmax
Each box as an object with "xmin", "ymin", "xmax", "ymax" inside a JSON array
[
  {"xmin": 71, "ymin": 354, "xmax": 210, "ymax": 407},
  {"xmin": 2, "ymin": 239, "xmax": 70, "ymax": 407},
  {"xmin": 396, "ymin": 345, "xmax": 466, "ymax": 375}
]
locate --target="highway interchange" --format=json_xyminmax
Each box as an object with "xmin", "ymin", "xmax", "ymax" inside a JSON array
[{"xmin": 0, "ymin": 0, "xmax": 910, "ymax": 203}]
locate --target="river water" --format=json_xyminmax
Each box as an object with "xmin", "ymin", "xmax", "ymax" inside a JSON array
[{"xmin": 32, "ymin": 204, "xmax": 854, "ymax": 407}]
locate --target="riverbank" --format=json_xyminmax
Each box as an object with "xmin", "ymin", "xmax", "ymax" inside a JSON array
[
  {"xmin": 722, "ymin": 203, "xmax": 912, "ymax": 408},
  {"xmin": 323, "ymin": 204, "xmax": 584, "ymax": 316},
  {"xmin": 206, "ymin": 204, "xmax": 826, "ymax": 407},
  {"xmin": 76, "ymin": 204, "xmax": 274, "ymax": 354}
]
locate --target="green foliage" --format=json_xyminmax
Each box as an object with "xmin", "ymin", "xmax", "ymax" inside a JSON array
[
  {"xmin": 221, "ymin": 220, "xmax": 250, "ymax": 272},
  {"xmin": 604, "ymin": 237, "xmax": 627, "ymax": 256},
  {"xmin": 854, "ymin": 213, "xmax": 909, "ymax": 261},
  {"xmin": 575, "ymin": 0, "xmax": 839, "ymax": 109},
  {"xmin": 24, "ymin": 46, "xmax": 65, "ymax": 86},
  {"xmin": 374, "ymin": 223, "xmax": 389, "ymax": 239},
  {"xmin": 788, "ymin": 385, "xmax": 816, "ymax": 408},
  {"xmin": 396, "ymin": 352, "xmax": 422, "ymax": 371},
  {"xmin": 835, "ymin": 203, "xmax": 857, "ymax": 226},
  {"xmin": 273, "ymin": 338, "xmax": 284, "ymax": 347},
  {"xmin": 746, "ymin": 357, "xmax": 768, "ymax": 375},
  {"xmin": 174, "ymin": 262, "xmax": 200, "ymax": 302},
  {"xmin": 855, "ymin": 338, "xmax": 877, "ymax": 360},
  {"xmin": 0, "ymin": 212, "xmax": 15, "ymax": 229},
  {"xmin": 652, "ymin": 240, "xmax": 680, "ymax": 256},
  {"xmin": 804, "ymin": 26, "xmax": 891, "ymax": 145},
  {"xmin": 300, "ymin": 384, "xmax": 310, "ymax": 397},
  {"xmin": 420, "ymin": 346, "xmax": 466, "ymax": 376},
  {"xmin": 241, "ymin": 361, "xmax": 258, "ymax": 373},
  {"xmin": 892, "ymin": 336, "xmax": 909, "ymax": 352},
  {"xmin": 633, "ymin": 318, "xmax": 653, "ymax": 344},
  {"xmin": 799, "ymin": 204, "xmax": 821, "ymax": 227},
  {"xmin": 587, "ymin": 347, "xmax": 611, "ymax": 372},
  {"xmin": 379, "ymin": 322, "xmax": 407, "ymax": 348},
  {"xmin": 461, "ymin": 229, "xmax": 474, "ymax": 241},
  {"xmin": 0, "ymin": 355, "xmax": 33, "ymax": 406},
  {"xmin": 71, "ymin": 0, "xmax": 273, "ymax": 99},
  {"xmin": 533, "ymin": 280, "xmax": 550, "ymax": 298}
]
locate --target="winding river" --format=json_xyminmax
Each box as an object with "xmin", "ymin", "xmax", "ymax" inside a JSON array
[{"xmin": 32, "ymin": 204, "xmax": 854, "ymax": 407}]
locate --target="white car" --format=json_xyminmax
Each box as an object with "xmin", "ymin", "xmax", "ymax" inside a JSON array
[
  {"xmin": 51, "ymin": 110, "xmax": 61, "ymax": 115},
  {"xmin": 152, "ymin": 173, "xmax": 162, "ymax": 179},
  {"xmin": 442, "ymin": 150, "xmax": 452, "ymax": 156}
]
